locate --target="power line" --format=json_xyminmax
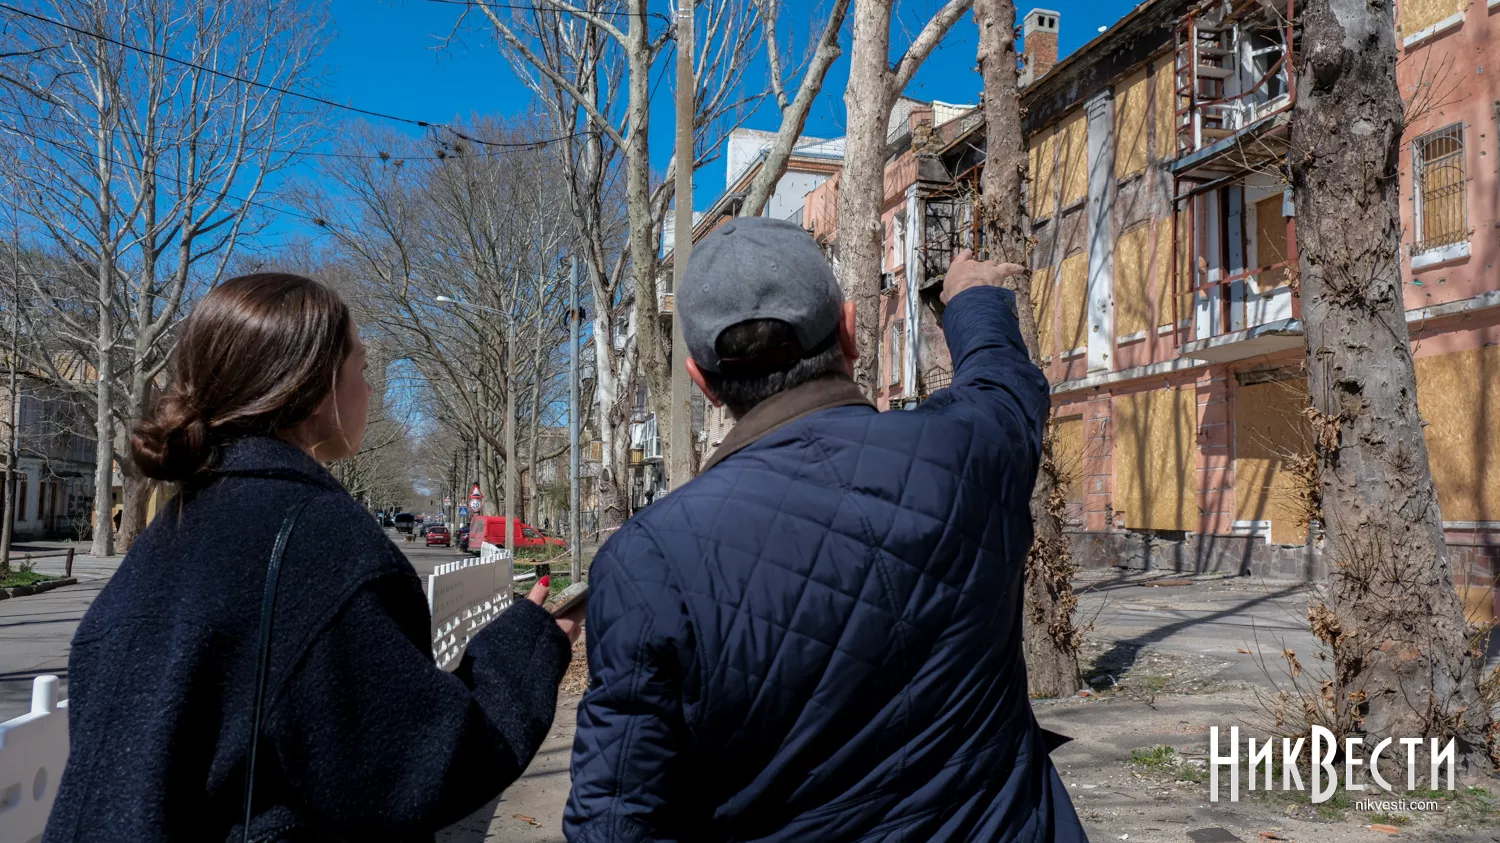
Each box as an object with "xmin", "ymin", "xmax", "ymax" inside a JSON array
[
  {"xmin": 423, "ymin": 0, "xmax": 671, "ymax": 22},
  {"xmin": 0, "ymin": 106, "xmax": 593, "ymax": 161},
  {"xmin": 0, "ymin": 121, "xmax": 327, "ymax": 227},
  {"xmin": 0, "ymin": 3, "xmax": 587, "ymax": 150}
]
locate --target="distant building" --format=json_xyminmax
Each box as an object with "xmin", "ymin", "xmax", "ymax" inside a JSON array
[{"xmin": 1, "ymin": 375, "xmax": 96, "ymax": 541}]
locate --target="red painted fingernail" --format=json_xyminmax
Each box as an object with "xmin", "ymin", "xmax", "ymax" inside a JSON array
[{"xmin": 539, "ymin": 576, "xmax": 550, "ymax": 588}]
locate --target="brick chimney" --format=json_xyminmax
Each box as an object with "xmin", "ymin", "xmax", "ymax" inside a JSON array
[{"xmin": 1020, "ymin": 9, "xmax": 1061, "ymax": 87}]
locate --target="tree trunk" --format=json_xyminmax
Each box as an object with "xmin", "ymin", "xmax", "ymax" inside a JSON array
[
  {"xmin": 1291, "ymin": 0, "xmax": 1494, "ymax": 765},
  {"xmin": 115, "ymin": 456, "xmax": 152, "ymax": 552},
  {"xmin": 624, "ymin": 0, "xmax": 670, "ymax": 459},
  {"xmin": 838, "ymin": 0, "xmax": 894, "ymax": 396},
  {"xmin": 975, "ymin": 0, "xmax": 1081, "ymax": 698}
]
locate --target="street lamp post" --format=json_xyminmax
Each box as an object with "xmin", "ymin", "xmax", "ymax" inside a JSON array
[{"xmin": 568, "ymin": 258, "xmax": 581, "ymax": 581}]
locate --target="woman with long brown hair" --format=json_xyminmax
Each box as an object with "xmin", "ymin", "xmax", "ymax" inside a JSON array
[{"xmin": 44, "ymin": 274, "xmax": 579, "ymax": 842}]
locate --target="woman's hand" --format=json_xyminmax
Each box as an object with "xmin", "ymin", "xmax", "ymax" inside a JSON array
[{"xmin": 527, "ymin": 576, "xmax": 584, "ymax": 645}]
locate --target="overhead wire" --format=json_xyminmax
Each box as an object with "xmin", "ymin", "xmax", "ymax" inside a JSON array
[
  {"xmin": 0, "ymin": 2, "xmax": 589, "ymax": 150},
  {"xmin": 0, "ymin": 106, "xmax": 592, "ymax": 161},
  {"xmin": 422, "ymin": 0, "xmax": 671, "ymax": 23}
]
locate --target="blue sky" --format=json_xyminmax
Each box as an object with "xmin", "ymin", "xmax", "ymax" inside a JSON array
[{"xmin": 311, "ymin": 0, "xmax": 1134, "ymax": 217}]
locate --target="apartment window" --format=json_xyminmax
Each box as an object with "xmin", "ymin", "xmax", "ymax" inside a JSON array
[
  {"xmin": 894, "ymin": 210, "xmax": 907, "ymax": 267},
  {"xmin": 16, "ymin": 477, "xmax": 26, "ymax": 522},
  {"xmin": 1413, "ymin": 124, "xmax": 1467, "ymax": 253},
  {"xmin": 889, "ymin": 320, "xmax": 904, "ymax": 386},
  {"xmin": 882, "ymin": 220, "xmax": 892, "ymax": 271}
]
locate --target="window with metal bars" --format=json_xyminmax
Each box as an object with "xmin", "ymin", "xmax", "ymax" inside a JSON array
[{"xmin": 1413, "ymin": 123, "xmax": 1467, "ymax": 253}]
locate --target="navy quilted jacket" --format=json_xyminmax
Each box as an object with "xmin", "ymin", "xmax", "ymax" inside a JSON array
[{"xmin": 565, "ymin": 287, "xmax": 1087, "ymax": 842}]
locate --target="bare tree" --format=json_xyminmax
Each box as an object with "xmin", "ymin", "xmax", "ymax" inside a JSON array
[
  {"xmin": 973, "ymin": 0, "xmax": 1080, "ymax": 697},
  {"xmin": 467, "ymin": 0, "xmax": 764, "ymax": 512},
  {"xmin": 301, "ymin": 120, "xmax": 578, "ymax": 536},
  {"xmin": 839, "ymin": 0, "xmax": 973, "ymax": 394},
  {"xmin": 737, "ymin": 0, "xmax": 851, "ymax": 217},
  {"xmin": 1289, "ymin": 0, "xmax": 1495, "ymax": 765},
  {"xmin": 0, "ymin": 0, "xmax": 328, "ymax": 554}
]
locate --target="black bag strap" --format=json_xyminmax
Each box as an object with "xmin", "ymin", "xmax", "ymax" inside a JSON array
[{"xmin": 242, "ymin": 497, "xmax": 314, "ymax": 843}]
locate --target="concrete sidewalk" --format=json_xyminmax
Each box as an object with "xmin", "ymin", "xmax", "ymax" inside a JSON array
[{"xmin": 0, "ymin": 549, "xmax": 120, "ymax": 719}]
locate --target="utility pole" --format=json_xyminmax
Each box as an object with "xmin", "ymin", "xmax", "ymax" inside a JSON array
[
  {"xmin": 668, "ymin": 1, "xmax": 695, "ymax": 490},
  {"xmin": 504, "ymin": 296, "xmax": 517, "ymax": 560},
  {"xmin": 569, "ymin": 257, "xmax": 582, "ymax": 581}
]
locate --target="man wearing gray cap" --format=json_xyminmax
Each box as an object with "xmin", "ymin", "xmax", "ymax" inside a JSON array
[{"xmin": 565, "ymin": 217, "xmax": 1085, "ymax": 842}]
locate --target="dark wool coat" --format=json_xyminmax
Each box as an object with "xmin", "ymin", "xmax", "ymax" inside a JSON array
[
  {"xmin": 43, "ymin": 437, "xmax": 571, "ymax": 843},
  {"xmin": 565, "ymin": 287, "xmax": 1088, "ymax": 842}
]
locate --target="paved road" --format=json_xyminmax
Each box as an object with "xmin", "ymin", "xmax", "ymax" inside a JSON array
[
  {"xmin": 0, "ymin": 531, "xmax": 470, "ymax": 720},
  {"xmin": 0, "ymin": 549, "xmax": 120, "ymax": 719}
]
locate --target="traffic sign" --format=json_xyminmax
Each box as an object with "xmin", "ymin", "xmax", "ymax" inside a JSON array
[
  {"xmin": 457, "ymin": 506, "xmax": 469, "ymax": 518},
  {"xmin": 469, "ymin": 483, "xmax": 482, "ymax": 500},
  {"xmin": 443, "ymin": 497, "xmax": 452, "ymax": 506}
]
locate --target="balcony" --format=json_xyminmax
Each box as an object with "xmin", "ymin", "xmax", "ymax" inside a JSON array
[
  {"xmin": 1171, "ymin": 0, "xmax": 1295, "ymax": 180},
  {"xmin": 643, "ymin": 416, "xmax": 662, "ymax": 463},
  {"xmin": 1179, "ymin": 262, "xmax": 1302, "ymax": 362}
]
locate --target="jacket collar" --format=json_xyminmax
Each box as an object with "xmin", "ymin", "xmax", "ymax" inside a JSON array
[
  {"xmin": 211, "ymin": 436, "xmax": 344, "ymax": 491},
  {"xmin": 701, "ymin": 374, "xmax": 874, "ymax": 473}
]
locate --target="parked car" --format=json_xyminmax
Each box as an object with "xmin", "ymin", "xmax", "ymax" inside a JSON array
[
  {"xmin": 465, "ymin": 516, "xmax": 566, "ymax": 553},
  {"xmin": 425, "ymin": 525, "xmax": 451, "ymax": 547},
  {"xmin": 393, "ymin": 513, "xmax": 416, "ymax": 534}
]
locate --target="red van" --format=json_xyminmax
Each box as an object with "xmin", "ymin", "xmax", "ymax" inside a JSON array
[{"xmin": 465, "ymin": 516, "xmax": 567, "ymax": 553}]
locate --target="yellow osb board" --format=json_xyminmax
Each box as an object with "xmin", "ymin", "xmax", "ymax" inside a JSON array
[
  {"xmin": 1115, "ymin": 386, "xmax": 1197, "ymax": 531},
  {"xmin": 1031, "ymin": 266, "xmax": 1057, "ymax": 360},
  {"xmin": 1053, "ymin": 414, "xmax": 1087, "ymax": 524},
  {"xmin": 1150, "ymin": 60, "xmax": 1176, "ymax": 160},
  {"xmin": 1058, "ymin": 111, "xmax": 1088, "ymax": 208},
  {"xmin": 1116, "ymin": 224, "xmax": 1152, "ymax": 338},
  {"xmin": 1154, "ymin": 218, "xmax": 1186, "ymax": 329},
  {"xmin": 1114, "ymin": 70, "xmax": 1149, "ymax": 179},
  {"xmin": 1398, "ymin": 0, "xmax": 1465, "ymax": 38},
  {"xmin": 1233, "ymin": 381, "xmax": 1313, "ymax": 545},
  {"xmin": 1415, "ymin": 345, "xmax": 1500, "ymax": 522},
  {"xmin": 1030, "ymin": 131, "xmax": 1056, "ymax": 220},
  {"xmin": 1052, "ymin": 414, "xmax": 1086, "ymax": 500},
  {"xmin": 1058, "ymin": 252, "xmax": 1088, "ymax": 356}
]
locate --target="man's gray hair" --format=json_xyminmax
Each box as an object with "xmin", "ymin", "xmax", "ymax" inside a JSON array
[{"xmin": 698, "ymin": 319, "xmax": 847, "ymax": 417}]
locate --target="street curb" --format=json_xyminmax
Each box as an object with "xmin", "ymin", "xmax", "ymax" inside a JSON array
[{"xmin": 0, "ymin": 577, "xmax": 78, "ymax": 599}]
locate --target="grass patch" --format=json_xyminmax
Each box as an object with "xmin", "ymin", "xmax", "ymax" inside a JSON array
[
  {"xmin": 0, "ymin": 569, "xmax": 57, "ymax": 589},
  {"xmin": 1367, "ymin": 812, "xmax": 1410, "ymax": 827},
  {"xmin": 1176, "ymin": 764, "xmax": 1207, "ymax": 784},
  {"xmin": 1129, "ymin": 745, "xmax": 1177, "ymax": 770},
  {"xmin": 1443, "ymin": 786, "xmax": 1497, "ymax": 829}
]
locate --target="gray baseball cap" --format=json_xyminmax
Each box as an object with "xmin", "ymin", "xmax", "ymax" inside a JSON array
[{"xmin": 678, "ymin": 217, "xmax": 843, "ymax": 375}]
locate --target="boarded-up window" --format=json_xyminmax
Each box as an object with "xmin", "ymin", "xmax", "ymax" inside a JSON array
[
  {"xmin": 1114, "ymin": 387, "xmax": 1196, "ymax": 531},
  {"xmin": 1058, "ymin": 251, "xmax": 1088, "ymax": 355},
  {"xmin": 1052, "ymin": 414, "xmax": 1086, "ymax": 525},
  {"xmin": 1415, "ymin": 345, "xmax": 1500, "ymax": 523},
  {"xmin": 1413, "ymin": 123, "xmax": 1467, "ymax": 253},
  {"xmin": 1399, "ymin": 0, "xmax": 1466, "ymax": 39},
  {"xmin": 1058, "ymin": 111, "xmax": 1088, "ymax": 208},
  {"xmin": 1030, "ymin": 131, "xmax": 1056, "ymax": 220},
  {"xmin": 1233, "ymin": 380, "xmax": 1314, "ymax": 545},
  {"xmin": 1115, "ymin": 224, "xmax": 1152, "ymax": 338},
  {"xmin": 1031, "ymin": 266, "xmax": 1056, "ymax": 361},
  {"xmin": 1150, "ymin": 59, "xmax": 1177, "ymax": 161},
  {"xmin": 1115, "ymin": 70, "xmax": 1149, "ymax": 179},
  {"xmin": 1255, "ymin": 195, "xmax": 1289, "ymax": 271}
]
